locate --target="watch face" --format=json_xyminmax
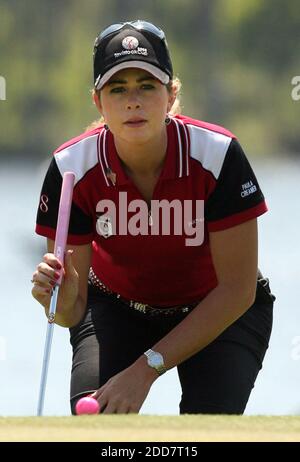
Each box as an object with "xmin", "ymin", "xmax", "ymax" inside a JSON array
[
  {"xmin": 149, "ymin": 353, "xmax": 163, "ymax": 367},
  {"xmin": 145, "ymin": 350, "xmax": 166, "ymax": 375}
]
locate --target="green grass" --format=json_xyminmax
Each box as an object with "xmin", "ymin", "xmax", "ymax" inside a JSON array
[{"xmin": 0, "ymin": 415, "xmax": 299, "ymax": 442}]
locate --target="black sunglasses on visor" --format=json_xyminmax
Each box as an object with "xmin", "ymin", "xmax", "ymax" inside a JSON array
[{"xmin": 94, "ymin": 20, "xmax": 166, "ymax": 47}]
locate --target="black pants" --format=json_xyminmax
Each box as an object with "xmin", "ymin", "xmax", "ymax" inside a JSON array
[{"xmin": 69, "ymin": 274, "xmax": 275, "ymax": 415}]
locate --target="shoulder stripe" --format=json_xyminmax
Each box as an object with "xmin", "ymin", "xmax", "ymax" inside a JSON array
[
  {"xmin": 103, "ymin": 130, "xmax": 115, "ymax": 186},
  {"xmin": 97, "ymin": 130, "xmax": 110, "ymax": 187},
  {"xmin": 176, "ymin": 118, "xmax": 190, "ymax": 177},
  {"xmin": 54, "ymin": 133, "xmax": 99, "ymax": 184},
  {"xmin": 172, "ymin": 117, "xmax": 190, "ymax": 177},
  {"xmin": 173, "ymin": 119, "xmax": 183, "ymax": 177},
  {"xmin": 183, "ymin": 121, "xmax": 190, "ymax": 176},
  {"xmin": 187, "ymin": 124, "xmax": 232, "ymax": 180}
]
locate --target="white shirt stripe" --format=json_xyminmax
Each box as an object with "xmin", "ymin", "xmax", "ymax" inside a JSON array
[
  {"xmin": 54, "ymin": 134, "xmax": 99, "ymax": 185},
  {"xmin": 187, "ymin": 124, "xmax": 232, "ymax": 180},
  {"xmin": 98, "ymin": 130, "xmax": 110, "ymax": 187},
  {"xmin": 176, "ymin": 118, "xmax": 189, "ymax": 177},
  {"xmin": 173, "ymin": 118, "xmax": 183, "ymax": 177}
]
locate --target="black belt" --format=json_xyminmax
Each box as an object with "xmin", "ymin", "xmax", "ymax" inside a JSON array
[{"xmin": 88, "ymin": 268, "xmax": 198, "ymax": 316}]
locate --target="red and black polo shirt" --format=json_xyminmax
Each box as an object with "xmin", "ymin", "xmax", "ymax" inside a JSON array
[{"xmin": 35, "ymin": 114, "xmax": 267, "ymax": 306}]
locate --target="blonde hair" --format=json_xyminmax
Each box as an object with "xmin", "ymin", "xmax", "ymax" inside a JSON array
[{"xmin": 85, "ymin": 77, "xmax": 182, "ymax": 132}]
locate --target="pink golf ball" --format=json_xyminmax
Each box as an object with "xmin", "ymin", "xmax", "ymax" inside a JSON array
[{"xmin": 75, "ymin": 396, "xmax": 100, "ymax": 415}]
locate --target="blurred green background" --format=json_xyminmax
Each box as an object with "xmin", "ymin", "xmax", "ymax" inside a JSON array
[{"xmin": 1, "ymin": 0, "xmax": 299, "ymax": 159}]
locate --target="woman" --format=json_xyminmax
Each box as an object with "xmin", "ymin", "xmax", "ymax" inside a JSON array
[{"xmin": 32, "ymin": 20, "xmax": 275, "ymax": 415}]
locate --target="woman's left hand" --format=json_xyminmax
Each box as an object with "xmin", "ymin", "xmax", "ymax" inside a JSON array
[{"xmin": 90, "ymin": 362, "xmax": 157, "ymax": 414}]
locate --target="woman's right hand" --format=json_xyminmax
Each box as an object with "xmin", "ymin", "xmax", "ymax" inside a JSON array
[{"xmin": 31, "ymin": 249, "xmax": 79, "ymax": 314}]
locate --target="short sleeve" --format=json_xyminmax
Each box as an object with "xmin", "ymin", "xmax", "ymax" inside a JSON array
[
  {"xmin": 35, "ymin": 157, "xmax": 94, "ymax": 244},
  {"xmin": 205, "ymin": 139, "xmax": 268, "ymax": 232}
]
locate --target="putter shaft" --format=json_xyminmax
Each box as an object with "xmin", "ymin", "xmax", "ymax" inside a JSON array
[{"xmin": 37, "ymin": 285, "xmax": 59, "ymax": 416}]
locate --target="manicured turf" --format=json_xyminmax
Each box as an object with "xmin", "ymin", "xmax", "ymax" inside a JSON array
[{"xmin": 0, "ymin": 415, "xmax": 299, "ymax": 442}]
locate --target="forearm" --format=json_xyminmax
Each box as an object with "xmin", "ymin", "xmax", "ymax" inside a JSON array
[
  {"xmin": 44, "ymin": 294, "xmax": 86, "ymax": 328},
  {"xmin": 133, "ymin": 283, "xmax": 255, "ymax": 379}
]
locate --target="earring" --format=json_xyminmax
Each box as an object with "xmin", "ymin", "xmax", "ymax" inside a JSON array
[
  {"xmin": 165, "ymin": 115, "xmax": 171, "ymax": 125},
  {"xmin": 104, "ymin": 123, "xmax": 109, "ymax": 131}
]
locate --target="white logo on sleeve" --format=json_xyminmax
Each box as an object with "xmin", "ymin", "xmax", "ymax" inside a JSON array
[
  {"xmin": 39, "ymin": 194, "xmax": 49, "ymax": 212},
  {"xmin": 241, "ymin": 180, "xmax": 257, "ymax": 198}
]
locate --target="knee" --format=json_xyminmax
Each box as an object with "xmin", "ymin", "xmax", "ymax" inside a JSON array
[{"xmin": 179, "ymin": 400, "xmax": 246, "ymax": 415}]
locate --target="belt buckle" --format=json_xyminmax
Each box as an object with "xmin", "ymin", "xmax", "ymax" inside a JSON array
[{"xmin": 131, "ymin": 301, "xmax": 148, "ymax": 313}]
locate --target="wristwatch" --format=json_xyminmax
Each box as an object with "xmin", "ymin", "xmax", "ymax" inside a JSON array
[{"xmin": 144, "ymin": 349, "xmax": 167, "ymax": 375}]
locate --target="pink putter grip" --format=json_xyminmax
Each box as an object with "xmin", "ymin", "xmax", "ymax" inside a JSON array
[{"xmin": 53, "ymin": 172, "xmax": 75, "ymax": 285}]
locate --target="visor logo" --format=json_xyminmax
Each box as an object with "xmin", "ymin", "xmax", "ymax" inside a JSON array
[{"xmin": 122, "ymin": 36, "xmax": 139, "ymax": 50}]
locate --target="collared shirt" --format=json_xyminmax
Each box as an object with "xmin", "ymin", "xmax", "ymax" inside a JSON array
[{"xmin": 35, "ymin": 114, "xmax": 267, "ymax": 306}]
